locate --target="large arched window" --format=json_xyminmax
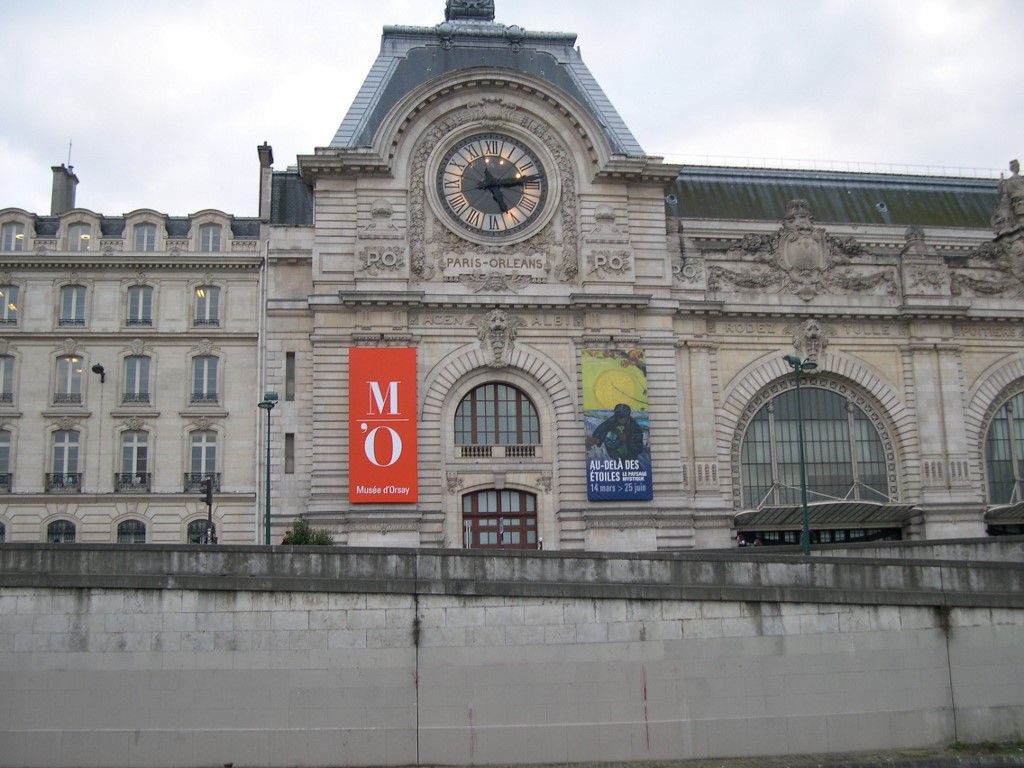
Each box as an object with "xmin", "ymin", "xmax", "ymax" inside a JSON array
[
  {"xmin": 462, "ymin": 489, "xmax": 537, "ymax": 549},
  {"xmin": 117, "ymin": 519, "xmax": 146, "ymax": 544},
  {"xmin": 985, "ymin": 390, "xmax": 1024, "ymax": 504},
  {"xmin": 47, "ymin": 519, "xmax": 76, "ymax": 543},
  {"xmin": 187, "ymin": 518, "xmax": 216, "ymax": 544},
  {"xmin": 455, "ymin": 383, "xmax": 539, "ymax": 457},
  {"xmin": 740, "ymin": 387, "xmax": 890, "ymax": 508}
]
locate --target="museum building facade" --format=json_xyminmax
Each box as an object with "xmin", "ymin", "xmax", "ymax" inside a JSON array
[{"xmin": 1, "ymin": 0, "xmax": 1022, "ymax": 549}]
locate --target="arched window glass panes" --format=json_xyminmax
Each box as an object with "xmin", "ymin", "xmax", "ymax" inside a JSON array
[
  {"xmin": 47, "ymin": 519, "xmax": 76, "ymax": 543},
  {"xmin": 984, "ymin": 391, "xmax": 1024, "ymax": 504},
  {"xmin": 133, "ymin": 224, "xmax": 156, "ymax": 252},
  {"xmin": 0, "ymin": 285, "xmax": 19, "ymax": 324},
  {"xmin": 127, "ymin": 285, "xmax": 153, "ymax": 326},
  {"xmin": 187, "ymin": 519, "xmax": 216, "ymax": 544},
  {"xmin": 55, "ymin": 355, "xmax": 83, "ymax": 405},
  {"xmin": 740, "ymin": 387, "xmax": 890, "ymax": 508},
  {"xmin": 462, "ymin": 489, "xmax": 537, "ymax": 549},
  {"xmin": 123, "ymin": 355, "xmax": 151, "ymax": 404},
  {"xmin": 455, "ymin": 384, "xmax": 539, "ymax": 455},
  {"xmin": 117, "ymin": 519, "xmax": 146, "ymax": 544}
]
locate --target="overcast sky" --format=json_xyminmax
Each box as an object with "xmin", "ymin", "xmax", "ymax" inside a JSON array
[{"xmin": 2, "ymin": 0, "xmax": 1021, "ymax": 218}]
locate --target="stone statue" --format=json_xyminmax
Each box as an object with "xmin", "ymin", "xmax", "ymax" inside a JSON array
[{"xmin": 992, "ymin": 159, "xmax": 1024, "ymax": 236}]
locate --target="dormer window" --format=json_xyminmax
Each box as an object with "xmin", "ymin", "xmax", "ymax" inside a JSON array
[
  {"xmin": 133, "ymin": 223, "xmax": 157, "ymax": 252},
  {"xmin": 199, "ymin": 223, "xmax": 222, "ymax": 253},
  {"xmin": 1, "ymin": 222, "xmax": 25, "ymax": 252},
  {"xmin": 67, "ymin": 223, "xmax": 91, "ymax": 252}
]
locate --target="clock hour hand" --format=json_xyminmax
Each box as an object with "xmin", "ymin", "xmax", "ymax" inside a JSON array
[{"xmin": 489, "ymin": 185, "xmax": 510, "ymax": 213}]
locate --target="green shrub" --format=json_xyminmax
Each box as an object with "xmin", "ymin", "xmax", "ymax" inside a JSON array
[{"xmin": 282, "ymin": 518, "xmax": 334, "ymax": 546}]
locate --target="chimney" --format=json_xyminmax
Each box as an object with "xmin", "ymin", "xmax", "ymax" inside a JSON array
[
  {"xmin": 257, "ymin": 142, "xmax": 274, "ymax": 224},
  {"xmin": 51, "ymin": 164, "xmax": 79, "ymax": 216}
]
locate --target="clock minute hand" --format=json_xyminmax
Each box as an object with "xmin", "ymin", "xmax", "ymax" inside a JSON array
[{"xmin": 490, "ymin": 173, "xmax": 544, "ymax": 189}]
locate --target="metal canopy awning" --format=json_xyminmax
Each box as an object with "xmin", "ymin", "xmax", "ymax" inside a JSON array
[
  {"xmin": 735, "ymin": 501, "xmax": 919, "ymax": 529},
  {"xmin": 985, "ymin": 502, "xmax": 1024, "ymax": 522}
]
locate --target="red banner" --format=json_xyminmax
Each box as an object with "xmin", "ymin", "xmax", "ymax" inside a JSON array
[{"xmin": 348, "ymin": 348, "xmax": 418, "ymax": 503}]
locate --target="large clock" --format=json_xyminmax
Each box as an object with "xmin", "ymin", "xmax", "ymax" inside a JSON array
[{"xmin": 435, "ymin": 132, "xmax": 549, "ymax": 240}]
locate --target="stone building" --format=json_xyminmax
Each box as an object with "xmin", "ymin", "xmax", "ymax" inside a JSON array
[
  {"xmin": 1, "ymin": 0, "xmax": 1022, "ymax": 549},
  {"xmin": 0, "ymin": 166, "xmax": 263, "ymax": 544}
]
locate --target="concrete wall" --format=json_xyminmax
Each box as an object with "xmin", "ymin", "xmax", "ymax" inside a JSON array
[{"xmin": 1, "ymin": 543, "xmax": 1023, "ymax": 768}]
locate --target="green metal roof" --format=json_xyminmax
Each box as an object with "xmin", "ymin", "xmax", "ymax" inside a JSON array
[{"xmin": 669, "ymin": 166, "xmax": 998, "ymax": 229}]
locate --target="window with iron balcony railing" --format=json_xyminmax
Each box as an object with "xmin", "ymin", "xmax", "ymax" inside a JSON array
[
  {"xmin": 45, "ymin": 473, "xmax": 81, "ymax": 492},
  {"xmin": 184, "ymin": 473, "xmax": 220, "ymax": 493},
  {"xmin": 115, "ymin": 473, "xmax": 151, "ymax": 492}
]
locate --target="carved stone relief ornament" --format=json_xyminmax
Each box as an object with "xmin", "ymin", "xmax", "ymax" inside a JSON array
[
  {"xmin": 357, "ymin": 201, "xmax": 408, "ymax": 276},
  {"xmin": 129, "ymin": 338, "xmax": 146, "ymax": 356},
  {"xmin": 123, "ymin": 417, "xmax": 145, "ymax": 431},
  {"xmin": 0, "ymin": 339, "xmax": 8, "ymax": 356},
  {"xmin": 408, "ymin": 98, "xmax": 579, "ymax": 285},
  {"xmin": 196, "ymin": 338, "xmax": 214, "ymax": 356},
  {"xmin": 62, "ymin": 338, "xmax": 79, "ymax": 356},
  {"xmin": 706, "ymin": 199, "xmax": 895, "ymax": 302},
  {"xmin": 446, "ymin": 471, "xmax": 463, "ymax": 493},
  {"xmin": 787, "ymin": 318, "xmax": 831, "ymax": 362},
  {"xmin": 474, "ymin": 308, "xmax": 524, "ymax": 367},
  {"xmin": 900, "ymin": 226, "xmax": 950, "ymax": 296},
  {"xmin": 583, "ymin": 206, "xmax": 634, "ymax": 279}
]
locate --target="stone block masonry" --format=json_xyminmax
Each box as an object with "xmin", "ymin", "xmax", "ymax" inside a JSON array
[{"xmin": 1, "ymin": 543, "xmax": 1023, "ymax": 767}]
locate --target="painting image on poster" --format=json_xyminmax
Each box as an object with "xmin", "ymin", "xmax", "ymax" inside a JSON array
[{"xmin": 582, "ymin": 348, "xmax": 653, "ymax": 501}]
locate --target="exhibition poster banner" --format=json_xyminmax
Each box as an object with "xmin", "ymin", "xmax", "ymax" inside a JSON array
[
  {"xmin": 582, "ymin": 348, "xmax": 653, "ymax": 501},
  {"xmin": 348, "ymin": 347, "xmax": 418, "ymax": 503}
]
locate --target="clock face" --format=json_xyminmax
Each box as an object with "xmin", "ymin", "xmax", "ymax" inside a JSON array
[{"xmin": 436, "ymin": 133, "xmax": 548, "ymax": 240}]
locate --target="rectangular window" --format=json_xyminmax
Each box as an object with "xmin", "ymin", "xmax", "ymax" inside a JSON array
[
  {"xmin": 194, "ymin": 286, "xmax": 220, "ymax": 326},
  {"xmin": 123, "ymin": 356, "xmax": 150, "ymax": 404},
  {"xmin": 285, "ymin": 432, "xmax": 295, "ymax": 474},
  {"xmin": 0, "ymin": 356, "xmax": 14, "ymax": 404},
  {"xmin": 127, "ymin": 286, "xmax": 153, "ymax": 326},
  {"xmin": 0, "ymin": 285, "xmax": 19, "ymax": 324},
  {"xmin": 285, "ymin": 352, "xmax": 296, "ymax": 401},
  {"xmin": 191, "ymin": 356, "xmax": 218, "ymax": 403},
  {"xmin": 59, "ymin": 285, "xmax": 86, "ymax": 326},
  {"xmin": 55, "ymin": 356, "xmax": 83, "ymax": 405}
]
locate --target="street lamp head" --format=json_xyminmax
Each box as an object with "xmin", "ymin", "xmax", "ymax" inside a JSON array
[
  {"xmin": 783, "ymin": 354, "xmax": 803, "ymax": 369},
  {"xmin": 257, "ymin": 399, "xmax": 275, "ymax": 411},
  {"xmin": 783, "ymin": 354, "xmax": 817, "ymax": 372},
  {"xmin": 263, "ymin": 391, "xmax": 279, "ymax": 402}
]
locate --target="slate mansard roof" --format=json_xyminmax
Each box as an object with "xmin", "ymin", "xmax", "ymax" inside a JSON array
[
  {"xmin": 331, "ymin": 18, "xmax": 644, "ymax": 157},
  {"xmin": 669, "ymin": 166, "xmax": 999, "ymax": 229}
]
